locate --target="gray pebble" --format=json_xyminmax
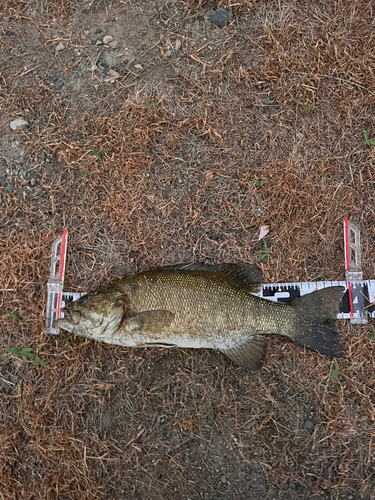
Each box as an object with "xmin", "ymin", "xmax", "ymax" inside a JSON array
[
  {"xmin": 303, "ymin": 419, "xmax": 314, "ymax": 431},
  {"xmin": 30, "ymin": 178, "xmax": 36, "ymax": 187},
  {"xmin": 54, "ymin": 79, "xmax": 64, "ymax": 90},
  {"xmin": 102, "ymin": 53, "xmax": 119, "ymax": 69},
  {"xmin": 96, "ymin": 40, "xmax": 103, "ymax": 45},
  {"xmin": 10, "ymin": 118, "xmax": 29, "ymax": 131},
  {"xmin": 175, "ymin": 39, "xmax": 182, "ymax": 50},
  {"xmin": 55, "ymin": 42, "xmax": 65, "ymax": 52},
  {"xmin": 165, "ymin": 50, "xmax": 173, "ymax": 57},
  {"xmin": 6, "ymin": 30, "xmax": 15, "ymax": 37},
  {"xmin": 109, "ymin": 40, "xmax": 118, "ymax": 49},
  {"xmin": 209, "ymin": 8, "xmax": 230, "ymax": 28},
  {"xmin": 103, "ymin": 35, "xmax": 113, "ymax": 45},
  {"xmin": 95, "ymin": 28, "xmax": 102, "ymax": 34},
  {"xmin": 6, "ymin": 183, "xmax": 14, "ymax": 193},
  {"xmin": 220, "ymin": 475, "xmax": 227, "ymax": 484}
]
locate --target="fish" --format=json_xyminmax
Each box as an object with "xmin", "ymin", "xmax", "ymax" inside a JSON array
[{"xmin": 56, "ymin": 263, "xmax": 345, "ymax": 370}]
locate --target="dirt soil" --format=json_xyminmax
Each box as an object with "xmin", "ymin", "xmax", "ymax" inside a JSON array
[{"xmin": 1, "ymin": 0, "xmax": 375, "ymax": 499}]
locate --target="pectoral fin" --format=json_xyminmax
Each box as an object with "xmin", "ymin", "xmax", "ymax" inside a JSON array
[
  {"xmin": 221, "ymin": 335, "xmax": 269, "ymax": 371},
  {"xmin": 125, "ymin": 310, "xmax": 175, "ymax": 334}
]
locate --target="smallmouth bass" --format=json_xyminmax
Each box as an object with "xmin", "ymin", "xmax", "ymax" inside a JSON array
[{"xmin": 56, "ymin": 263, "xmax": 345, "ymax": 370}]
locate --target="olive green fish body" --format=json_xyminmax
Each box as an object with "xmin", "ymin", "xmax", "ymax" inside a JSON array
[
  {"xmin": 57, "ymin": 264, "xmax": 345, "ymax": 370},
  {"xmin": 112, "ymin": 271, "xmax": 293, "ymax": 346}
]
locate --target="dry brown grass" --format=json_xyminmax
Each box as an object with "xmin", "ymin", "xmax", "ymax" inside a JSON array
[{"xmin": 1, "ymin": 0, "xmax": 375, "ymax": 498}]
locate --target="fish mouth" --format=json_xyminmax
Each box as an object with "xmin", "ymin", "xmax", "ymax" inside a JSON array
[{"xmin": 59, "ymin": 307, "xmax": 80, "ymax": 326}]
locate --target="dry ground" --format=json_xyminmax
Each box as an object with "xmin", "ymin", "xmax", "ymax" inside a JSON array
[{"xmin": 1, "ymin": 0, "xmax": 375, "ymax": 499}]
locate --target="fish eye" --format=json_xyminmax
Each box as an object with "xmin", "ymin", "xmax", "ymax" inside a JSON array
[{"xmin": 79, "ymin": 296, "xmax": 88, "ymax": 306}]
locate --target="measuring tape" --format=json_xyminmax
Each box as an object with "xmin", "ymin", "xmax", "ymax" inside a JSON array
[
  {"xmin": 45, "ymin": 218, "xmax": 372, "ymax": 334},
  {"xmin": 257, "ymin": 280, "xmax": 375, "ymax": 322}
]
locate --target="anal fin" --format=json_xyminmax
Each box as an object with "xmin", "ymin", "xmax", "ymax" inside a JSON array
[{"xmin": 221, "ymin": 335, "xmax": 269, "ymax": 371}]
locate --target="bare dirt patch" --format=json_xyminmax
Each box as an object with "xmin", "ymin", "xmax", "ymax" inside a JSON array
[{"xmin": 1, "ymin": 0, "xmax": 375, "ymax": 499}]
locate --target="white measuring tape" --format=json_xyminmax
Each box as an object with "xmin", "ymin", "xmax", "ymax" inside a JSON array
[{"xmin": 45, "ymin": 218, "xmax": 373, "ymax": 334}]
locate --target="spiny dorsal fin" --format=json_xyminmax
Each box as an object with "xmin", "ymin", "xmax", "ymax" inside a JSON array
[
  {"xmin": 159, "ymin": 262, "xmax": 263, "ymax": 293},
  {"xmin": 221, "ymin": 335, "xmax": 269, "ymax": 371}
]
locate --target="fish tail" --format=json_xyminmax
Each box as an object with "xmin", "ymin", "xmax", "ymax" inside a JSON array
[{"xmin": 289, "ymin": 286, "xmax": 345, "ymax": 358}]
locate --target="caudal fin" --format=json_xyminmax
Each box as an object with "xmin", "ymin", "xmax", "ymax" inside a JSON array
[{"xmin": 290, "ymin": 287, "xmax": 345, "ymax": 358}]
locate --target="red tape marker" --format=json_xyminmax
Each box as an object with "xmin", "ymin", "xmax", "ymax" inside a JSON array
[{"xmin": 55, "ymin": 229, "xmax": 68, "ymax": 321}]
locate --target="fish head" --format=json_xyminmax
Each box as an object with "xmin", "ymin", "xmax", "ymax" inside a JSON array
[{"xmin": 56, "ymin": 288, "xmax": 127, "ymax": 340}]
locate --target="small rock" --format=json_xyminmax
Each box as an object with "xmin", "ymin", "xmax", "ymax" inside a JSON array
[
  {"xmin": 103, "ymin": 35, "xmax": 113, "ymax": 45},
  {"xmin": 95, "ymin": 28, "xmax": 102, "ymax": 34},
  {"xmin": 134, "ymin": 64, "xmax": 143, "ymax": 70},
  {"xmin": 54, "ymin": 79, "xmax": 64, "ymax": 90},
  {"xmin": 6, "ymin": 183, "xmax": 14, "ymax": 193},
  {"xmin": 74, "ymin": 48, "xmax": 81, "ymax": 56},
  {"xmin": 109, "ymin": 40, "xmax": 118, "ymax": 49},
  {"xmin": 39, "ymin": 151, "xmax": 47, "ymax": 162},
  {"xmin": 303, "ymin": 419, "xmax": 314, "ymax": 431},
  {"xmin": 296, "ymin": 132, "xmax": 304, "ymax": 140},
  {"xmin": 237, "ymin": 471, "xmax": 247, "ymax": 479},
  {"xmin": 96, "ymin": 40, "xmax": 103, "ymax": 45},
  {"xmin": 108, "ymin": 69, "xmax": 120, "ymax": 78},
  {"xmin": 175, "ymin": 39, "xmax": 182, "ymax": 50},
  {"xmin": 209, "ymin": 8, "xmax": 230, "ymax": 28},
  {"xmin": 30, "ymin": 178, "xmax": 36, "ymax": 187},
  {"xmin": 102, "ymin": 53, "xmax": 119, "ymax": 69},
  {"xmin": 55, "ymin": 42, "xmax": 65, "ymax": 52},
  {"xmin": 165, "ymin": 50, "xmax": 173, "ymax": 57},
  {"xmin": 107, "ymin": 69, "xmax": 120, "ymax": 83},
  {"xmin": 209, "ymin": 235, "xmax": 220, "ymax": 242},
  {"xmin": 10, "ymin": 118, "xmax": 29, "ymax": 131},
  {"xmin": 6, "ymin": 30, "xmax": 15, "ymax": 37},
  {"xmin": 220, "ymin": 475, "xmax": 227, "ymax": 484}
]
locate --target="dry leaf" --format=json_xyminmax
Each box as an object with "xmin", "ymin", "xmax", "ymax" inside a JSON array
[{"xmin": 258, "ymin": 225, "xmax": 269, "ymax": 241}]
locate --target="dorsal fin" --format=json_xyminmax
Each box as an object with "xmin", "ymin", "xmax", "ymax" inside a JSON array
[{"xmin": 158, "ymin": 262, "xmax": 263, "ymax": 293}]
